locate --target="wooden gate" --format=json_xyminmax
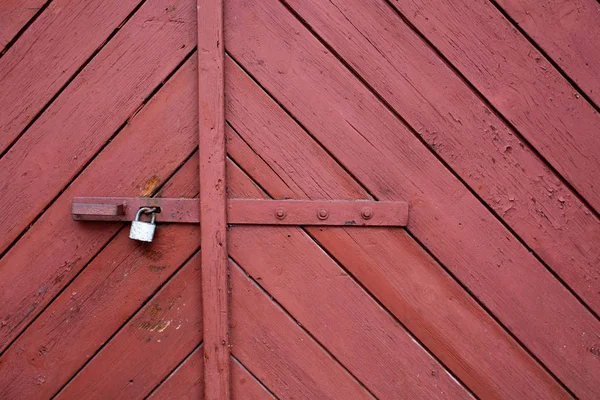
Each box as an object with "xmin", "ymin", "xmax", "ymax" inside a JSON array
[{"xmin": 1, "ymin": 0, "xmax": 600, "ymax": 399}]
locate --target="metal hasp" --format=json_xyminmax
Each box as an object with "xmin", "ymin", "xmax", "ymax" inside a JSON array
[{"xmin": 71, "ymin": 197, "xmax": 409, "ymax": 227}]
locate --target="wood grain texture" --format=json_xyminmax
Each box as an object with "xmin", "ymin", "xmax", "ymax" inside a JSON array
[
  {"xmin": 197, "ymin": 0, "xmax": 229, "ymax": 398},
  {"xmin": 56, "ymin": 252, "xmax": 203, "ymax": 400},
  {"xmin": 223, "ymin": 0, "xmax": 600, "ymax": 397},
  {"xmin": 149, "ymin": 350, "xmax": 274, "ymax": 400},
  {"xmin": 229, "ymin": 229, "xmax": 471, "ymax": 399},
  {"xmin": 284, "ymin": 0, "xmax": 600, "ymax": 325},
  {"xmin": 0, "ymin": 0, "xmax": 46, "ymax": 52},
  {"xmin": 0, "ymin": 155, "xmax": 200, "ymax": 399},
  {"xmin": 0, "ymin": 56, "xmax": 198, "ymax": 354},
  {"xmin": 230, "ymin": 260, "xmax": 375, "ymax": 400},
  {"xmin": 226, "ymin": 153, "xmax": 470, "ymax": 399},
  {"xmin": 148, "ymin": 346, "xmax": 205, "ymax": 400},
  {"xmin": 496, "ymin": 0, "xmax": 600, "ymax": 106},
  {"xmin": 0, "ymin": 0, "xmax": 195, "ymax": 255},
  {"xmin": 387, "ymin": 0, "xmax": 600, "ymax": 214},
  {"xmin": 225, "ymin": 58, "xmax": 569, "ymax": 399},
  {"xmin": 0, "ymin": 0, "xmax": 142, "ymax": 153}
]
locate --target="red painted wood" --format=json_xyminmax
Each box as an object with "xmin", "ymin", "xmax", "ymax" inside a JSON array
[
  {"xmin": 228, "ymin": 199, "xmax": 407, "ymax": 226},
  {"xmin": 229, "ymin": 261, "xmax": 374, "ymax": 400},
  {"xmin": 69, "ymin": 197, "xmax": 408, "ymax": 226},
  {"xmin": 197, "ymin": 0, "xmax": 230, "ymax": 397},
  {"xmin": 149, "ymin": 350, "xmax": 274, "ymax": 400},
  {"xmin": 284, "ymin": 0, "xmax": 600, "ymax": 318},
  {"xmin": 229, "ymin": 228, "xmax": 471, "ymax": 399},
  {"xmin": 230, "ymin": 360, "xmax": 274, "ymax": 400},
  {"xmin": 387, "ymin": 0, "xmax": 600, "ymax": 214},
  {"xmin": 223, "ymin": 1, "xmax": 600, "ymax": 396},
  {"xmin": 496, "ymin": 0, "xmax": 600, "ymax": 106},
  {"xmin": 0, "ymin": 56, "xmax": 199, "ymax": 353},
  {"xmin": 0, "ymin": 0, "xmax": 143, "ymax": 153},
  {"xmin": 148, "ymin": 347, "xmax": 205, "ymax": 400},
  {"xmin": 0, "ymin": 0, "xmax": 195, "ymax": 255},
  {"xmin": 0, "ymin": 155, "xmax": 200, "ymax": 399},
  {"xmin": 56, "ymin": 252, "xmax": 203, "ymax": 400},
  {"xmin": 224, "ymin": 62, "xmax": 569, "ymax": 398},
  {"xmin": 0, "ymin": 0, "xmax": 45, "ymax": 52},
  {"xmin": 225, "ymin": 153, "xmax": 469, "ymax": 398}
]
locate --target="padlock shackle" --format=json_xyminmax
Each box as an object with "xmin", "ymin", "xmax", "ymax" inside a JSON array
[{"xmin": 135, "ymin": 207, "xmax": 157, "ymax": 224}]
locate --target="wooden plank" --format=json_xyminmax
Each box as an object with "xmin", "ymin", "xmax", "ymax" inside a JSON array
[
  {"xmin": 230, "ymin": 260, "xmax": 374, "ymax": 400},
  {"xmin": 149, "ymin": 350, "xmax": 275, "ymax": 400},
  {"xmin": 148, "ymin": 346, "xmax": 205, "ymax": 400},
  {"xmin": 283, "ymin": 0, "xmax": 600, "ymax": 328},
  {"xmin": 0, "ymin": 0, "xmax": 195, "ymax": 255},
  {"xmin": 225, "ymin": 61, "xmax": 569, "ymax": 398},
  {"xmin": 0, "ymin": 0, "xmax": 143, "ymax": 153},
  {"xmin": 223, "ymin": 1, "xmax": 600, "ymax": 396},
  {"xmin": 496, "ymin": 0, "xmax": 600, "ymax": 106},
  {"xmin": 0, "ymin": 56, "xmax": 199, "ymax": 353},
  {"xmin": 197, "ymin": 0, "xmax": 229, "ymax": 398},
  {"xmin": 230, "ymin": 360, "xmax": 275, "ymax": 400},
  {"xmin": 0, "ymin": 156, "xmax": 200, "ymax": 399},
  {"xmin": 386, "ymin": 0, "xmax": 600, "ymax": 213},
  {"xmin": 56, "ymin": 252, "xmax": 203, "ymax": 400},
  {"xmin": 230, "ymin": 232, "xmax": 471, "ymax": 398},
  {"xmin": 0, "ymin": 0, "xmax": 46, "ymax": 52}
]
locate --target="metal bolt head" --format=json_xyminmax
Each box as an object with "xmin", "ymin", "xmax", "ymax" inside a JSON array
[
  {"xmin": 275, "ymin": 208, "xmax": 287, "ymax": 220},
  {"xmin": 317, "ymin": 208, "xmax": 329, "ymax": 220},
  {"xmin": 361, "ymin": 207, "xmax": 373, "ymax": 220}
]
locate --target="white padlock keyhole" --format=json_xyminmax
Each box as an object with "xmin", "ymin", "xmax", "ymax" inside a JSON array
[{"xmin": 129, "ymin": 207, "xmax": 157, "ymax": 242}]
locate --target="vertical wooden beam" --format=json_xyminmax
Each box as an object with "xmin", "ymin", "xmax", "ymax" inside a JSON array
[{"xmin": 197, "ymin": 0, "xmax": 230, "ymax": 399}]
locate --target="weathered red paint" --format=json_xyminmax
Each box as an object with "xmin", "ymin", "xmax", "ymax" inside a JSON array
[
  {"xmin": 197, "ymin": 0, "xmax": 230, "ymax": 397},
  {"xmin": 0, "ymin": 0, "xmax": 46, "ymax": 52},
  {"xmin": 148, "ymin": 348, "xmax": 275, "ymax": 400},
  {"xmin": 496, "ymin": 0, "xmax": 600, "ymax": 106},
  {"xmin": 388, "ymin": 0, "xmax": 600, "ymax": 214},
  {"xmin": 285, "ymin": 0, "xmax": 600, "ymax": 316},
  {"xmin": 72, "ymin": 197, "xmax": 408, "ymax": 226},
  {"xmin": 0, "ymin": 56, "xmax": 199, "ymax": 353},
  {"xmin": 224, "ymin": 0, "xmax": 599, "ymax": 396},
  {"xmin": 0, "ymin": 0, "xmax": 144, "ymax": 153},
  {"xmin": 1, "ymin": 0, "xmax": 599, "ymax": 397},
  {"xmin": 0, "ymin": 0, "xmax": 195, "ymax": 255},
  {"xmin": 224, "ymin": 61, "xmax": 569, "ymax": 398}
]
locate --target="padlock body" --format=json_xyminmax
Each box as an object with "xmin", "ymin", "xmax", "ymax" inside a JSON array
[{"xmin": 129, "ymin": 220, "xmax": 156, "ymax": 242}]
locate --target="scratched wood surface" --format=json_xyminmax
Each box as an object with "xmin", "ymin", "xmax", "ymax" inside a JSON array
[
  {"xmin": 1, "ymin": 0, "xmax": 599, "ymax": 398},
  {"xmin": 495, "ymin": 0, "xmax": 600, "ymax": 106}
]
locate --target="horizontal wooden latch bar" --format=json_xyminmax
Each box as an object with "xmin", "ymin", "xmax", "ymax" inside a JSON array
[{"xmin": 72, "ymin": 197, "xmax": 408, "ymax": 226}]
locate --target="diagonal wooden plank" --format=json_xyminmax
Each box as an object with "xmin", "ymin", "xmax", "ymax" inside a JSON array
[
  {"xmin": 0, "ymin": 0, "xmax": 195, "ymax": 255},
  {"xmin": 223, "ymin": 1, "xmax": 600, "ymax": 397},
  {"xmin": 230, "ymin": 260, "xmax": 374, "ymax": 400},
  {"xmin": 0, "ymin": 155, "xmax": 200, "ymax": 399},
  {"xmin": 283, "ymin": 0, "xmax": 600, "ymax": 329},
  {"xmin": 56, "ymin": 251, "xmax": 203, "ymax": 400},
  {"xmin": 0, "ymin": 0, "xmax": 47, "ymax": 53},
  {"xmin": 224, "ymin": 59, "xmax": 569, "ymax": 398},
  {"xmin": 0, "ymin": 0, "xmax": 144, "ymax": 153},
  {"xmin": 229, "ymin": 228, "xmax": 471, "ymax": 398},
  {"xmin": 148, "ymin": 349, "xmax": 275, "ymax": 400},
  {"xmin": 148, "ymin": 345, "xmax": 205, "ymax": 400},
  {"xmin": 0, "ymin": 56, "xmax": 198, "ymax": 354},
  {"xmin": 386, "ymin": 0, "xmax": 600, "ymax": 214},
  {"xmin": 495, "ymin": 0, "xmax": 600, "ymax": 107},
  {"xmin": 197, "ymin": 0, "xmax": 229, "ymax": 398}
]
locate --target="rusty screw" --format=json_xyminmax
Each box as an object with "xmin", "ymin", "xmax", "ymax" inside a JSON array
[
  {"xmin": 361, "ymin": 207, "xmax": 373, "ymax": 220},
  {"xmin": 275, "ymin": 208, "xmax": 287, "ymax": 220},
  {"xmin": 317, "ymin": 208, "xmax": 329, "ymax": 220}
]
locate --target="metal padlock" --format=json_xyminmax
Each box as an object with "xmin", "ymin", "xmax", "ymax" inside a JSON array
[{"xmin": 129, "ymin": 207, "xmax": 156, "ymax": 242}]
